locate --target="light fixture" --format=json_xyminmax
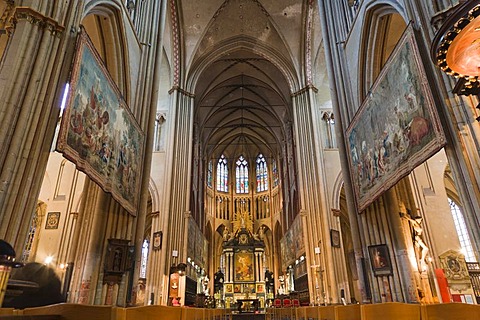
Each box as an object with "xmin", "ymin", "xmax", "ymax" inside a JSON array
[
  {"xmin": 432, "ymin": 2, "xmax": 480, "ymax": 97},
  {"xmin": 44, "ymin": 255, "xmax": 54, "ymax": 265}
]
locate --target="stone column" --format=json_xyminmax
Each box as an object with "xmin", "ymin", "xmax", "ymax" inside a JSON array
[
  {"xmin": 0, "ymin": 2, "xmax": 80, "ymax": 252},
  {"xmin": 158, "ymin": 87, "xmax": 194, "ymax": 304},
  {"xmin": 384, "ymin": 189, "xmax": 418, "ymax": 303},
  {"xmin": 292, "ymin": 86, "xmax": 338, "ymax": 303},
  {"xmin": 131, "ymin": 0, "xmax": 165, "ymax": 306},
  {"xmin": 230, "ymin": 252, "xmax": 234, "ymax": 283}
]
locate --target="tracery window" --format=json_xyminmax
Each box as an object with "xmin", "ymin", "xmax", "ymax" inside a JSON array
[
  {"xmin": 207, "ymin": 160, "xmax": 213, "ymax": 188},
  {"xmin": 449, "ymin": 198, "xmax": 477, "ymax": 262},
  {"xmin": 153, "ymin": 114, "xmax": 166, "ymax": 152},
  {"xmin": 321, "ymin": 112, "xmax": 337, "ymax": 149},
  {"xmin": 217, "ymin": 155, "xmax": 228, "ymax": 192},
  {"xmin": 272, "ymin": 158, "xmax": 279, "ymax": 188},
  {"xmin": 139, "ymin": 239, "xmax": 149, "ymax": 279},
  {"xmin": 236, "ymin": 155, "xmax": 249, "ymax": 194},
  {"xmin": 256, "ymin": 154, "xmax": 268, "ymax": 192}
]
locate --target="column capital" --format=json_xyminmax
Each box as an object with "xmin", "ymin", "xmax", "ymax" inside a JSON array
[
  {"xmin": 168, "ymin": 85, "xmax": 195, "ymax": 98},
  {"xmin": 13, "ymin": 7, "xmax": 65, "ymax": 36},
  {"xmin": 291, "ymin": 84, "xmax": 318, "ymax": 97}
]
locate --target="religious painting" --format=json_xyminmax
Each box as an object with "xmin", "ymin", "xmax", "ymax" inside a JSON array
[
  {"xmin": 234, "ymin": 284, "xmax": 242, "ymax": 293},
  {"xmin": 225, "ymin": 283, "xmax": 233, "ymax": 294},
  {"xmin": 330, "ymin": 229, "xmax": 341, "ymax": 248},
  {"xmin": 57, "ymin": 30, "xmax": 145, "ymax": 215},
  {"xmin": 153, "ymin": 231, "xmax": 162, "ymax": 250},
  {"xmin": 45, "ymin": 212, "xmax": 60, "ymax": 229},
  {"xmin": 368, "ymin": 244, "xmax": 392, "ymax": 277},
  {"xmin": 292, "ymin": 215, "xmax": 305, "ymax": 254},
  {"xmin": 346, "ymin": 24, "xmax": 445, "ymax": 212},
  {"xmin": 244, "ymin": 283, "xmax": 256, "ymax": 293},
  {"xmin": 234, "ymin": 252, "xmax": 254, "ymax": 281},
  {"xmin": 256, "ymin": 283, "xmax": 264, "ymax": 294}
]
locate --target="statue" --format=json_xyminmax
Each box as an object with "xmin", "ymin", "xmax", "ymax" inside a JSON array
[
  {"xmin": 278, "ymin": 275, "xmax": 285, "ymax": 295},
  {"xmin": 202, "ymin": 275, "xmax": 210, "ymax": 295},
  {"xmin": 254, "ymin": 226, "xmax": 265, "ymax": 241},
  {"xmin": 223, "ymin": 227, "xmax": 230, "ymax": 241},
  {"xmin": 214, "ymin": 268, "xmax": 224, "ymax": 293},
  {"xmin": 401, "ymin": 206, "xmax": 429, "ymax": 272},
  {"xmin": 265, "ymin": 268, "xmax": 274, "ymax": 293},
  {"xmin": 258, "ymin": 226, "xmax": 265, "ymax": 240}
]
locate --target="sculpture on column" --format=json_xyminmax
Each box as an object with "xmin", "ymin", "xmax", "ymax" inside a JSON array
[
  {"xmin": 214, "ymin": 268, "xmax": 224, "ymax": 293},
  {"xmin": 400, "ymin": 205, "xmax": 429, "ymax": 272},
  {"xmin": 265, "ymin": 268, "xmax": 274, "ymax": 294},
  {"xmin": 202, "ymin": 274, "xmax": 210, "ymax": 295},
  {"xmin": 223, "ymin": 227, "xmax": 230, "ymax": 241},
  {"xmin": 278, "ymin": 274, "xmax": 286, "ymax": 295}
]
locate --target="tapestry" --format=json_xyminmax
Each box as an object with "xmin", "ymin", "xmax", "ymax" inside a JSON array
[
  {"xmin": 187, "ymin": 218, "xmax": 208, "ymax": 269},
  {"xmin": 280, "ymin": 215, "xmax": 304, "ymax": 270},
  {"xmin": 346, "ymin": 25, "xmax": 445, "ymax": 212},
  {"xmin": 57, "ymin": 31, "xmax": 145, "ymax": 215}
]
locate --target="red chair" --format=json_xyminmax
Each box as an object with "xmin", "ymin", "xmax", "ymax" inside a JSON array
[
  {"xmin": 292, "ymin": 298, "xmax": 300, "ymax": 307},
  {"xmin": 273, "ymin": 298, "xmax": 282, "ymax": 308},
  {"xmin": 282, "ymin": 298, "xmax": 292, "ymax": 307}
]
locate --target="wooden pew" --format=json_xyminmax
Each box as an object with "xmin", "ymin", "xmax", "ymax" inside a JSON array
[
  {"xmin": 182, "ymin": 307, "xmax": 205, "ymax": 320},
  {"xmin": 21, "ymin": 303, "xmax": 112, "ymax": 320},
  {"xmin": 303, "ymin": 306, "xmax": 320, "ymax": 320},
  {"xmin": 360, "ymin": 302, "xmax": 420, "ymax": 320},
  {"xmin": 318, "ymin": 305, "xmax": 335, "ymax": 320},
  {"xmin": 124, "ymin": 305, "xmax": 183, "ymax": 320},
  {"xmin": 0, "ymin": 309, "xmax": 14, "ymax": 316},
  {"xmin": 335, "ymin": 304, "xmax": 360, "ymax": 320},
  {"xmin": 421, "ymin": 303, "xmax": 480, "ymax": 320}
]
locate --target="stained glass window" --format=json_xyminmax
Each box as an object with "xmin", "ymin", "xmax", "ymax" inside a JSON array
[
  {"xmin": 236, "ymin": 155, "xmax": 249, "ymax": 193},
  {"xmin": 207, "ymin": 160, "xmax": 213, "ymax": 188},
  {"xmin": 256, "ymin": 154, "xmax": 268, "ymax": 192},
  {"xmin": 217, "ymin": 155, "xmax": 228, "ymax": 192},
  {"xmin": 272, "ymin": 158, "xmax": 279, "ymax": 188}
]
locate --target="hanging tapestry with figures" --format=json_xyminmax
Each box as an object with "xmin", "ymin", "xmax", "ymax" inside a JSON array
[
  {"xmin": 346, "ymin": 25, "xmax": 445, "ymax": 212},
  {"xmin": 57, "ymin": 30, "xmax": 145, "ymax": 215}
]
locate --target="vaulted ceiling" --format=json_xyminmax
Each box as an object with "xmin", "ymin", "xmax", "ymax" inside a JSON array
[{"xmin": 176, "ymin": 0, "xmax": 317, "ymax": 162}]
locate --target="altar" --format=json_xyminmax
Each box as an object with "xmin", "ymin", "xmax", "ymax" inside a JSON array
[
  {"xmin": 236, "ymin": 298, "xmax": 259, "ymax": 313},
  {"xmin": 220, "ymin": 208, "xmax": 267, "ymax": 312}
]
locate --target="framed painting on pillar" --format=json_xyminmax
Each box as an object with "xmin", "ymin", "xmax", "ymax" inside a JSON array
[
  {"xmin": 330, "ymin": 229, "xmax": 341, "ymax": 248},
  {"xmin": 368, "ymin": 244, "xmax": 392, "ymax": 277},
  {"xmin": 153, "ymin": 231, "xmax": 162, "ymax": 250}
]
